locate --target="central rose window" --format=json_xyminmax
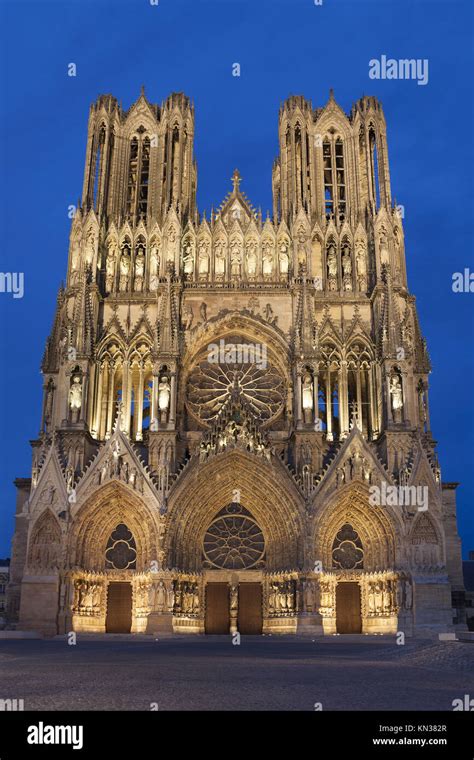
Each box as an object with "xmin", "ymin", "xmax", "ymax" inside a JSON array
[{"xmin": 186, "ymin": 336, "xmax": 285, "ymax": 426}]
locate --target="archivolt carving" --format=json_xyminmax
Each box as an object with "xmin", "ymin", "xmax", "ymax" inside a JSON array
[
  {"xmin": 166, "ymin": 449, "xmax": 305, "ymax": 572},
  {"xmin": 314, "ymin": 484, "xmax": 398, "ymax": 571},
  {"xmin": 68, "ymin": 482, "xmax": 160, "ymax": 572}
]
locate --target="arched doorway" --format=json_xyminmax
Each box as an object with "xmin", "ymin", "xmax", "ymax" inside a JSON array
[
  {"xmin": 106, "ymin": 582, "xmax": 132, "ymax": 633},
  {"xmin": 336, "ymin": 582, "xmax": 361, "ymax": 633},
  {"xmin": 333, "ymin": 524, "xmax": 363, "ymax": 634},
  {"xmin": 104, "ymin": 523, "xmax": 136, "ymax": 633},
  {"xmin": 202, "ymin": 502, "xmax": 265, "ymax": 635}
]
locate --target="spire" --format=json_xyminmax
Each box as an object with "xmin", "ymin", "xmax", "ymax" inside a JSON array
[
  {"xmin": 157, "ymin": 269, "xmax": 179, "ymax": 354},
  {"xmin": 295, "ymin": 277, "xmax": 318, "ymax": 356},
  {"xmin": 72, "ymin": 265, "xmax": 95, "ymax": 356},
  {"xmin": 378, "ymin": 265, "xmax": 403, "ymax": 359},
  {"xmin": 41, "ymin": 286, "xmax": 66, "ymax": 372}
]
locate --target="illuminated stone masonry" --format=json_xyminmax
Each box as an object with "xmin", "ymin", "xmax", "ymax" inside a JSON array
[{"xmin": 7, "ymin": 89, "xmax": 466, "ymax": 637}]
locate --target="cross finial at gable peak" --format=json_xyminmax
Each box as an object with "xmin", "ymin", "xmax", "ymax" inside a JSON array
[{"xmin": 231, "ymin": 168, "xmax": 242, "ymax": 193}]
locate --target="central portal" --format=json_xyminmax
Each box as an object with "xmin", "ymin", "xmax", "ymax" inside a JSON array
[
  {"xmin": 204, "ymin": 581, "xmax": 263, "ymax": 634},
  {"xmin": 336, "ymin": 582, "xmax": 362, "ymax": 633}
]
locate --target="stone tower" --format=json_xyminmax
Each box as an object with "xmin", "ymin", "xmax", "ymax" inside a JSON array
[{"xmin": 7, "ymin": 89, "xmax": 465, "ymax": 637}]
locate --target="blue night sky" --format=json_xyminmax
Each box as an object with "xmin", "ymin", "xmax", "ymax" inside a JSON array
[{"xmin": 0, "ymin": 0, "xmax": 472, "ymax": 557}]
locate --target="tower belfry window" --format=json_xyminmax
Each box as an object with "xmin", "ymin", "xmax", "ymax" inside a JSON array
[
  {"xmin": 335, "ymin": 139, "xmax": 346, "ymax": 216},
  {"xmin": 138, "ymin": 137, "xmax": 150, "ymax": 217},
  {"xmin": 369, "ymin": 127, "xmax": 380, "ymax": 209},
  {"xmin": 323, "ymin": 140, "xmax": 333, "ymax": 215},
  {"xmin": 92, "ymin": 127, "xmax": 106, "ymax": 210},
  {"xmin": 323, "ymin": 136, "xmax": 346, "ymax": 220},
  {"xmin": 170, "ymin": 126, "xmax": 180, "ymax": 207},
  {"xmin": 127, "ymin": 138, "xmax": 139, "ymax": 217},
  {"xmin": 295, "ymin": 125, "xmax": 304, "ymax": 207},
  {"xmin": 127, "ymin": 131, "xmax": 151, "ymax": 220}
]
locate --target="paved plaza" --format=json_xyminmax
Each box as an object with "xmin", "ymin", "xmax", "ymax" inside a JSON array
[{"xmin": 0, "ymin": 636, "xmax": 473, "ymax": 711}]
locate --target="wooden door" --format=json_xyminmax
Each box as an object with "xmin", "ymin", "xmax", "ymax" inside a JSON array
[
  {"xmin": 238, "ymin": 583, "xmax": 263, "ymax": 635},
  {"xmin": 336, "ymin": 582, "xmax": 361, "ymax": 633},
  {"xmin": 205, "ymin": 583, "xmax": 230, "ymax": 634},
  {"xmin": 105, "ymin": 582, "xmax": 132, "ymax": 633}
]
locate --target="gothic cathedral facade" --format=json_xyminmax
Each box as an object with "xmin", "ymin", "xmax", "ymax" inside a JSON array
[{"xmin": 7, "ymin": 89, "xmax": 466, "ymax": 636}]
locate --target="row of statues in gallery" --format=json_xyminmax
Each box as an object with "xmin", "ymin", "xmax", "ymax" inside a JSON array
[{"xmin": 67, "ymin": 225, "xmax": 401, "ymax": 293}]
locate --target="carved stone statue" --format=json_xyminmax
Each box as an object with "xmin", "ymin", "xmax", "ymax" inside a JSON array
[
  {"xmin": 192, "ymin": 587, "xmax": 200, "ymax": 614},
  {"xmin": 167, "ymin": 583, "xmax": 175, "ymax": 613},
  {"xmin": 215, "ymin": 240, "xmax": 226, "ymax": 278},
  {"xmin": 230, "ymin": 584, "xmax": 238, "ymax": 611},
  {"xmin": 183, "ymin": 585, "xmax": 194, "ymax": 614},
  {"xmin": 327, "ymin": 244, "xmax": 337, "ymax": 290},
  {"xmin": 263, "ymin": 303, "xmax": 275, "ymax": 323},
  {"xmin": 279, "ymin": 242, "xmax": 289, "ymax": 277},
  {"xmin": 85, "ymin": 230, "xmax": 95, "ymax": 266},
  {"xmin": 198, "ymin": 241, "xmax": 209, "ymax": 279},
  {"xmin": 65, "ymin": 464, "xmax": 74, "ymax": 493},
  {"xmin": 382, "ymin": 581, "xmax": 391, "ymax": 613},
  {"xmin": 355, "ymin": 239, "xmax": 367, "ymax": 292},
  {"xmin": 183, "ymin": 241, "xmax": 194, "ymax": 278},
  {"xmin": 285, "ymin": 582, "xmax": 295, "ymax": 612},
  {"xmin": 183, "ymin": 304, "xmax": 194, "ymax": 330},
  {"xmin": 368, "ymin": 582, "xmax": 376, "ymax": 615},
  {"xmin": 166, "ymin": 227, "xmax": 178, "ymax": 264},
  {"xmin": 262, "ymin": 241, "xmax": 274, "ymax": 277},
  {"xmin": 105, "ymin": 243, "xmax": 116, "ymax": 292},
  {"xmin": 230, "ymin": 240, "xmax": 242, "ymax": 279},
  {"xmin": 200, "ymin": 302, "xmax": 207, "ymax": 323},
  {"xmin": 302, "ymin": 372, "xmax": 314, "ymax": 413},
  {"xmin": 390, "ymin": 375, "xmax": 404, "ymax": 418},
  {"xmin": 297, "ymin": 229, "xmax": 309, "ymax": 268},
  {"xmin": 303, "ymin": 581, "xmax": 315, "ymax": 612},
  {"xmin": 149, "ymin": 242, "xmax": 160, "ymax": 290},
  {"xmin": 380, "ymin": 230, "xmax": 390, "ymax": 266},
  {"xmin": 269, "ymin": 584, "xmax": 278, "ymax": 613},
  {"xmin": 341, "ymin": 245, "xmax": 352, "ymax": 291},
  {"xmin": 374, "ymin": 582, "xmax": 383, "ymax": 613},
  {"xmin": 119, "ymin": 249, "xmax": 131, "ymax": 291},
  {"xmin": 156, "ymin": 581, "xmax": 166, "ymax": 613},
  {"xmin": 246, "ymin": 241, "xmax": 257, "ymax": 278},
  {"xmin": 158, "ymin": 375, "xmax": 171, "ymax": 413},
  {"xmin": 134, "ymin": 246, "xmax": 145, "ymax": 291},
  {"xmin": 69, "ymin": 375, "xmax": 82, "ymax": 410}
]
